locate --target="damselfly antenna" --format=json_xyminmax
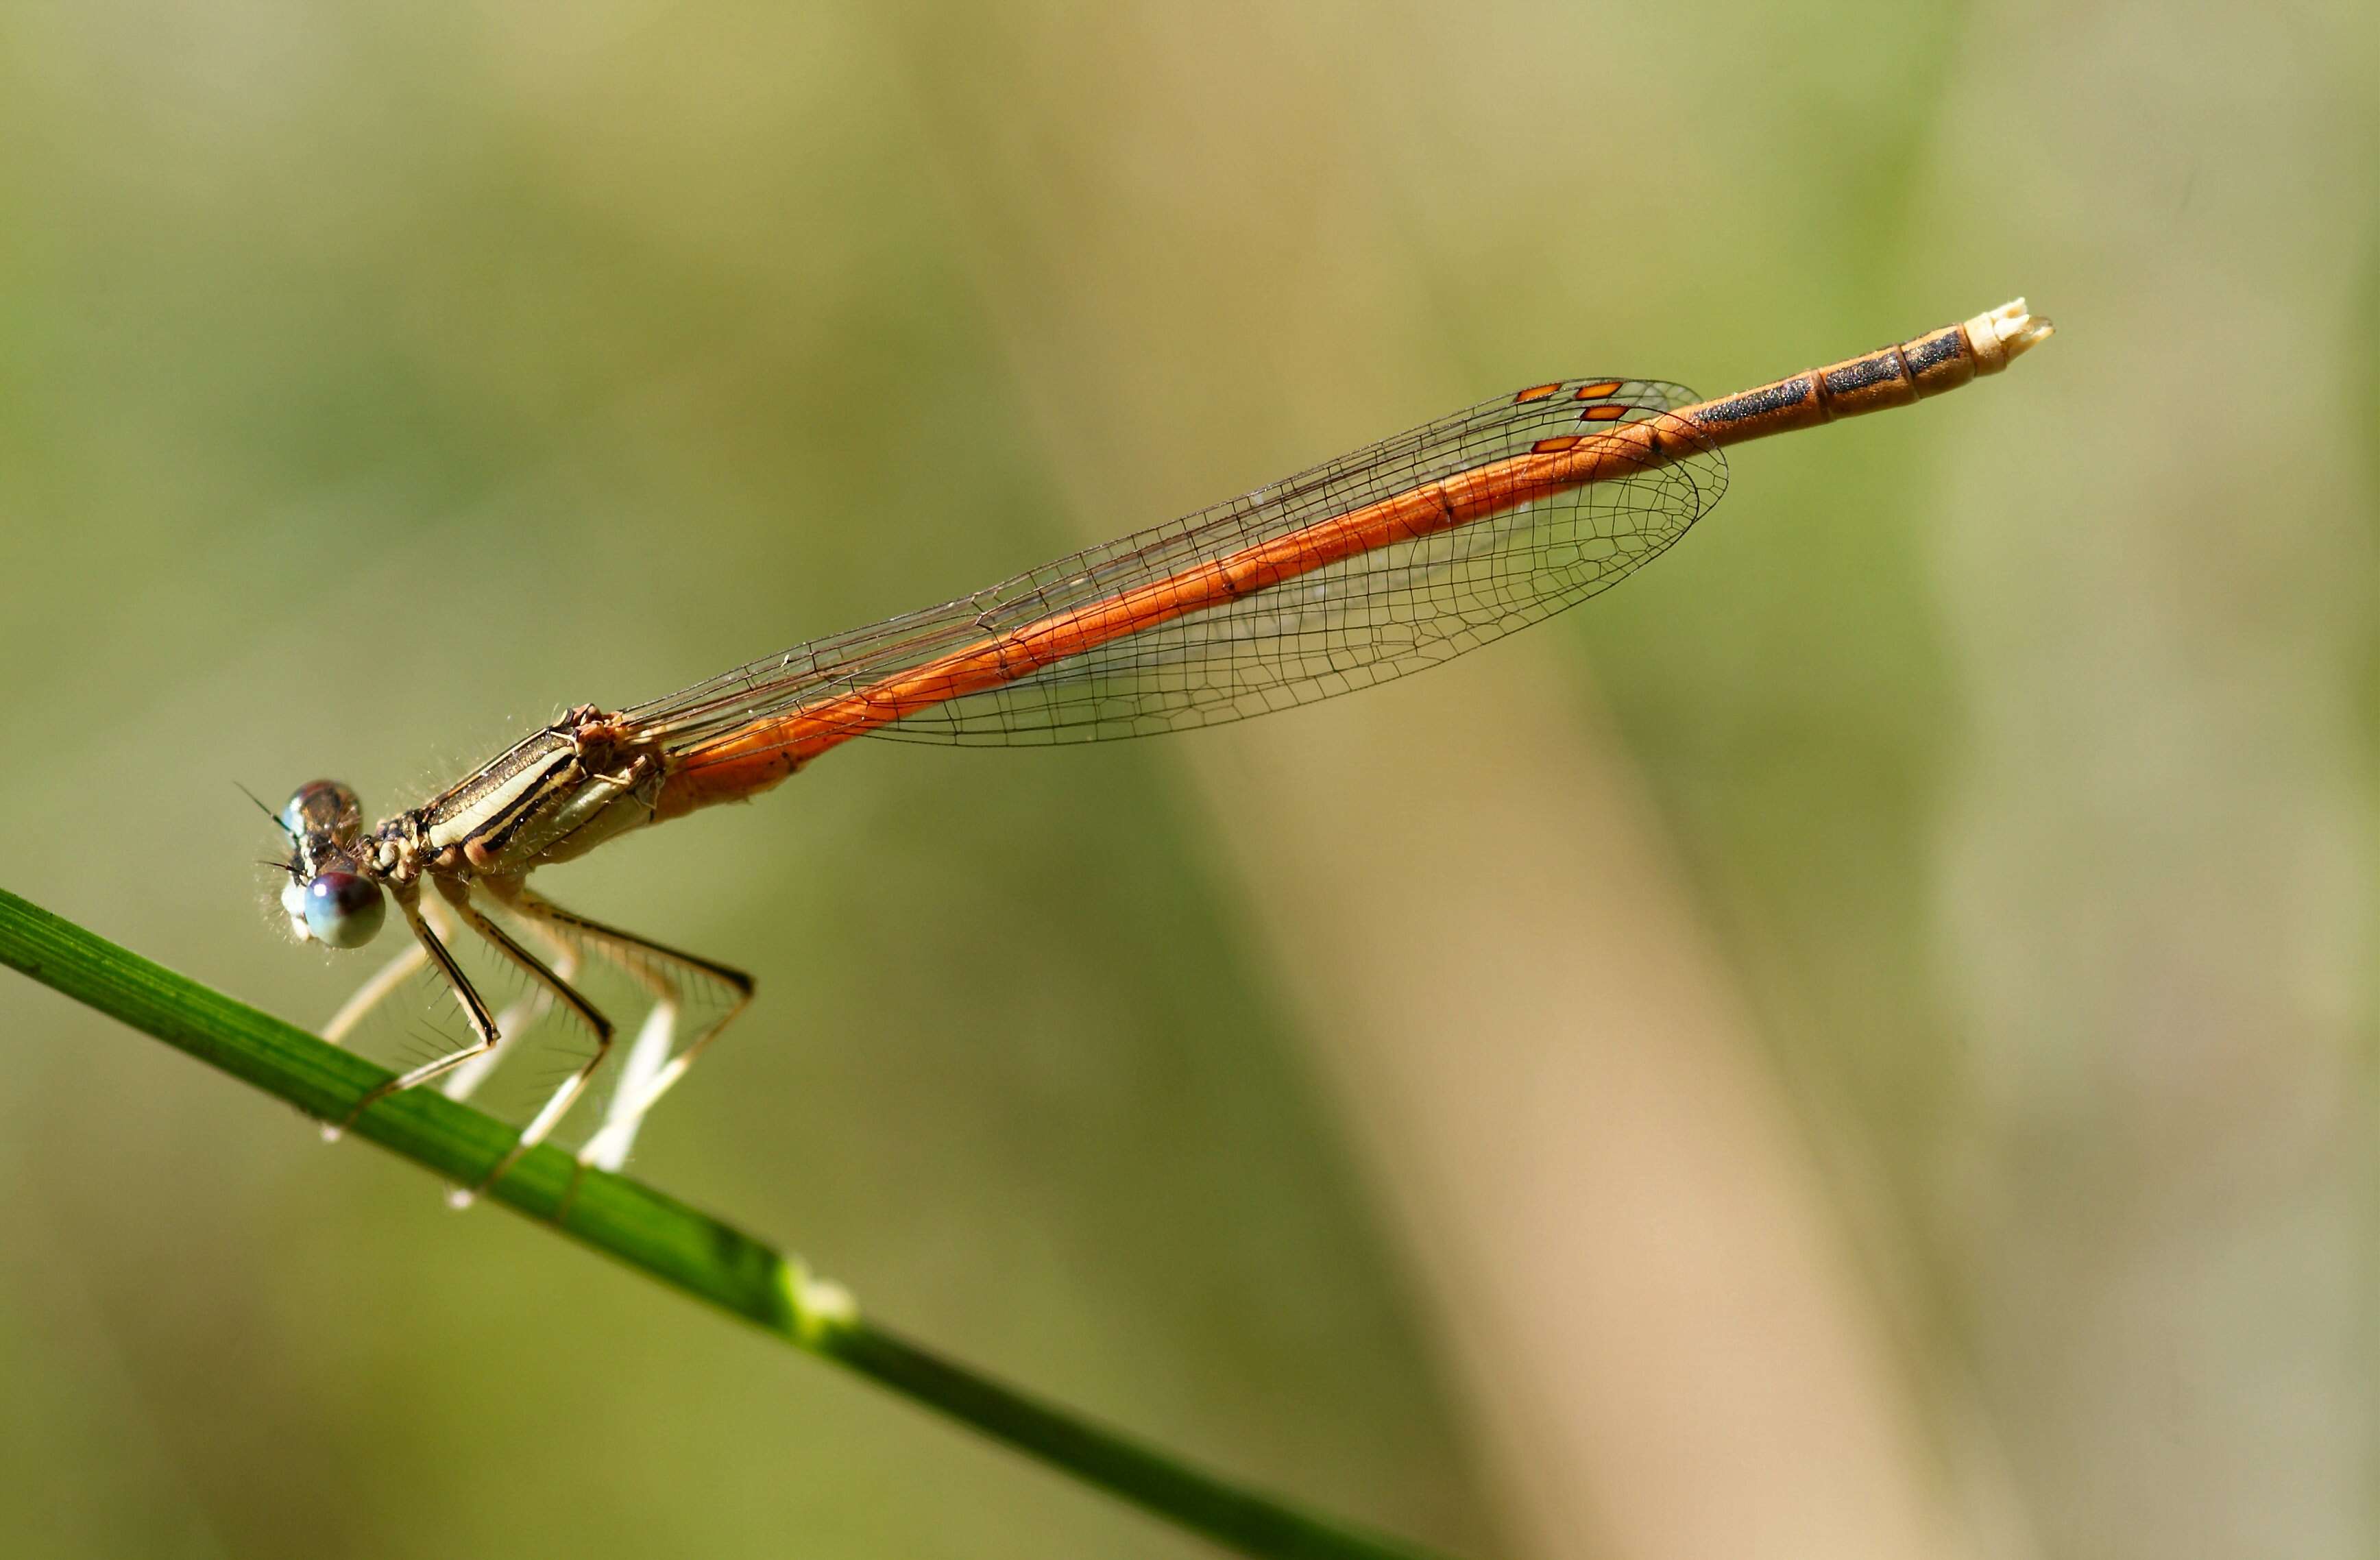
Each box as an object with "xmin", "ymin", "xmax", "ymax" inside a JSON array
[{"xmin": 239, "ymin": 782, "xmax": 297, "ymax": 840}]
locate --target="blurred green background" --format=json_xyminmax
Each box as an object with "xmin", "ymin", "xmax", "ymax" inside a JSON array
[{"xmin": 2, "ymin": 3, "xmax": 2373, "ymax": 1557}]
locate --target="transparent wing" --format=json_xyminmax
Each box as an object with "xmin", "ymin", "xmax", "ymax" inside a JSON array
[{"xmin": 631, "ymin": 377, "xmax": 1725, "ymax": 761}]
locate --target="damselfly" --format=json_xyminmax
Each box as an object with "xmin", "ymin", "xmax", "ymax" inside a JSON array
[{"xmin": 269, "ymin": 300, "xmax": 2052, "ymax": 1201}]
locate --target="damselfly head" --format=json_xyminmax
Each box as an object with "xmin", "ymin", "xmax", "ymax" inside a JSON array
[{"xmin": 276, "ymin": 779, "xmax": 386, "ymax": 949}]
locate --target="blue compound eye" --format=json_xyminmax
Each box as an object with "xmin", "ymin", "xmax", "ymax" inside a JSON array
[{"xmin": 302, "ymin": 871, "xmax": 385, "ymax": 949}]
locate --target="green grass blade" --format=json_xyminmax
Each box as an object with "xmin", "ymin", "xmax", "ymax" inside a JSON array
[{"xmin": 0, "ymin": 885, "xmax": 1453, "ymax": 1560}]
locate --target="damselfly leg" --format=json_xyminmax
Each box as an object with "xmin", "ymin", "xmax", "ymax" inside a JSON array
[
  {"xmin": 330, "ymin": 882, "xmax": 509, "ymax": 1134},
  {"xmin": 312, "ymin": 867, "xmax": 751, "ymax": 1197},
  {"xmin": 493, "ymin": 885, "xmax": 755, "ymax": 1175},
  {"xmin": 446, "ymin": 916, "xmax": 573, "ymax": 1107},
  {"xmin": 321, "ymin": 931, "xmax": 433, "ymax": 1049}
]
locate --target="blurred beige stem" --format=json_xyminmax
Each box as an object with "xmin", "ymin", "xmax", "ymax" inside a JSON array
[
  {"xmin": 895, "ymin": 12, "xmax": 1971, "ymax": 1537},
  {"xmin": 1182, "ymin": 660, "xmax": 1964, "ymax": 1560},
  {"xmin": 947, "ymin": 252, "xmax": 1979, "ymax": 1550}
]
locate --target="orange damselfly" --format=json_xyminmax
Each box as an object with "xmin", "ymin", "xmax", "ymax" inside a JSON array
[{"xmin": 270, "ymin": 300, "xmax": 2052, "ymax": 1199}]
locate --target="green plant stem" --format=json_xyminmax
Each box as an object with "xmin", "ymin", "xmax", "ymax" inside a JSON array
[{"xmin": 0, "ymin": 886, "xmax": 1451, "ymax": 1560}]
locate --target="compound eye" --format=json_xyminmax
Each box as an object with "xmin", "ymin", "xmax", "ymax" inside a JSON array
[
  {"xmin": 301, "ymin": 871, "xmax": 386, "ymax": 949},
  {"xmin": 282, "ymin": 780, "xmax": 363, "ymax": 842}
]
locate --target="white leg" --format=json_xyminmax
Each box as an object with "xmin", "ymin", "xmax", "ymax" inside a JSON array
[
  {"xmin": 322, "ymin": 941, "xmax": 430, "ymax": 1047},
  {"xmin": 444, "ymin": 923, "xmax": 578, "ymax": 1105},
  {"xmin": 331, "ymin": 885, "xmax": 503, "ymax": 1141},
  {"xmin": 439, "ymin": 883, "xmax": 614, "ymax": 1205},
  {"xmin": 494, "ymin": 887, "xmax": 753, "ymax": 1176},
  {"xmin": 583, "ymin": 1025, "xmax": 725, "ymax": 1171},
  {"xmin": 580, "ymin": 999, "xmax": 678, "ymax": 1172}
]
